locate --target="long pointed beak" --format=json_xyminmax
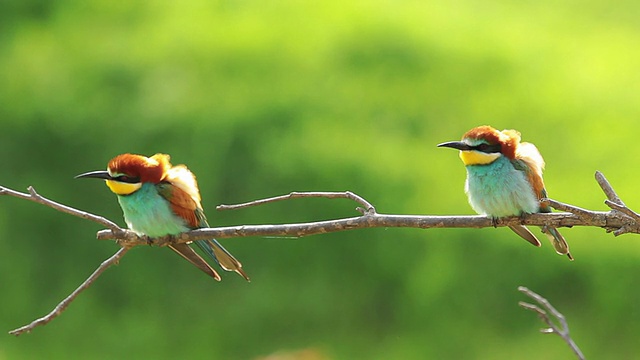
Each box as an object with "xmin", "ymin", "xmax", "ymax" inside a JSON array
[
  {"xmin": 75, "ymin": 170, "xmax": 113, "ymax": 180},
  {"xmin": 437, "ymin": 141, "xmax": 473, "ymax": 151}
]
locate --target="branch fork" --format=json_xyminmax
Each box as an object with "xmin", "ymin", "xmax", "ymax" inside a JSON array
[
  {"xmin": 518, "ymin": 286, "xmax": 585, "ymax": 360},
  {"xmin": 594, "ymin": 171, "xmax": 640, "ymax": 235}
]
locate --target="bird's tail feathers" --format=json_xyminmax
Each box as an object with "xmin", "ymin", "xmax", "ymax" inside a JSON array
[
  {"xmin": 194, "ymin": 239, "xmax": 219, "ymax": 265},
  {"xmin": 195, "ymin": 239, "xmax": 250, "ymax": 282},
  {"xmin": 508, "ymin": 225, "xmax": 542, "ymax": 247},
  {"xmin": 168, "ymin": 244, "xmax": 221, "ymax": 281},
  {"xmin": 211, "ymin": 239, "xmax": 250, "ymax": 281},
  {"xmin": 542, "ymin": 226, "xmax": 573, "ymax": 261}
]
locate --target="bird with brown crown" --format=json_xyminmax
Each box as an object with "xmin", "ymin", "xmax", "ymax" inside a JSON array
[
  {"xmin": 76, "ymin": 153, "xmax": 250, "ymax": 280},
  {"xmin": 438, "ymin": 126, "xmax": 572, "ymax": 260}
]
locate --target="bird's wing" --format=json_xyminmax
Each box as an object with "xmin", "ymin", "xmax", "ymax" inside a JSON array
[
  {"xmin": 156, "ymin": 181, "xmax": 200, "ymax": 228},
  {"xmin": 511, "ymin": 142, "xmax": 549, "ymax": 209},
  {"xmin": 168, "ymin": 243, "xmax": 221, "ymax": 281},
  {"xmin": 163, "ymin": 164, "xmax": 202, "ymax": 204},
  {"xmin": 157, "ymin": 181, "xmax": 250, "ymax": 281}
]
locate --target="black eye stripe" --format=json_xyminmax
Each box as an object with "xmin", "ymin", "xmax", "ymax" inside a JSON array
[
  {"xmin": 474, "ymin": 143, "xmax": 502, "ymax": 153},
  {"xmin": 116, "ymin": 175, "xmax": 141, "ymax": 183}
]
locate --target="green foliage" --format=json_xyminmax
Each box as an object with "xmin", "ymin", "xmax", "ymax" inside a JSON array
[{"xmin": 2, "ymin": 0, "xmax": 640, "ymax": 358}]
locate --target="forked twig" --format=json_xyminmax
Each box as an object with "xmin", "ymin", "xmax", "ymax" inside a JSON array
[
  {"xmin": 0, "ymin": 186, "xmax": 123, "ymax": 233},
  {"xmin": 9, "ymin": 247, "xmax": 129, "ymax": 336},
  {"xmin": 218, "ymin": 191, "xmax": 376, "ymax": 215},
  {"xmin": 0, "ymin": 186, "xmax": 133, "ymax": 335},
  {"xmin": 518, "ymin": 286, "xmax": 585, "ymax": 360},
  {"xmin": 593, "ymin": 171, "xmax": 640, "ymax": 235}
]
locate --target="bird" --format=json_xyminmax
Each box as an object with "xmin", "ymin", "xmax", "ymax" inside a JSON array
[
  {"xmin": 76, "ymin": 153, "xmax": 250, "ymax": 280},
  {"xmin": 437, "ymin": 126, "xmax": 572, "ymax": 260}
]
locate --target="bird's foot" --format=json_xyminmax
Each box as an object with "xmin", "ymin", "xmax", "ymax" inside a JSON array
[
  {"xmin": 142, "ymin": 235, "xmax": 153, "ymax": 246},
  {"xmin": 541, "ymin": 224, "xmax": 549, "ymax": 235},
  {"xmin": 152, "ymin": 234, "xmax": 176, "ymax": 247},
  {"xmin": 519, "ymin": 212, "xmax": 529, "ymax": 225}
]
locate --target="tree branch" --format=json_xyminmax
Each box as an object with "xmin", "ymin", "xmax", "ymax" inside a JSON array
[
  {"xmin": 518, "ymin": 286, "xmax": 585, "ymax": 360},
  {"xmin": 97, "ymin": 169, "xmax": 640, "ymax": 246},
  {"xmin": 217, "ymin": 191, "xmax": 376, "ymax": 215},
  {"xmin": 1, "ymin": 171, "xmax": 637, "ymax": 334},
  {"xmin": 0, "ymin": 186, "xmax": 134, "ymax": 335},
  {"xmin": 95, "ymin": 211, "xmax": 621, "ymax": 245},
  {"xmin": 0, "ymin": 185, "xmax": 125, "ymax": 234},
  {"xmin": 8, "ymin": 247, "xmax": 129, "ymax": 336},
  {"xmin": 595, "ymin": 170, "xmax": 624, "ymax": 206}
]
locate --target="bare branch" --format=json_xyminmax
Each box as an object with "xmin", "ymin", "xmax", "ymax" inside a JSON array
[
  {"xmin": 98, "ymin": 211, "xmax": 616, "ymax": 246},
  {"xmin": 518, "ymin": 286, "xmax": 585, "ymax": 360},
  {"xmin": 9, "ymin": 247, "xmax": 129, "ymax": 336},
  {"xmin": 543, "ymin": 199, "xmax": 595, "ymax": 220},
  {"xmin": 605, "ymin": 200, "xmax": 640, "ymax": 222},
  {"xmin": 0, "ymin": 185, "xmax": 124, "ymax": 233},
  {"xmin": 0, "ymin": 186, "xmax": 133, "ymax": 334},
  {"xmin": 8, "ymin": 170, "xmax": 639, "ymax": 251},
  {"xmin": 98, "ymin": 171, "xmax": 639, "ymax": 245},
  {"xmin": 217, "ymin": 191, "xmax": 376, "ymax": 215},
  {"xmin": 595, "ymin": 171, "xmax": 624, "ymax": 206},
  {"xmin": 590, "ymin": 172, "xmax": 640, "ymax": 236},
  {"xmin": 2, "ymin": 171, "xmax": 639, "ymax": 334}
]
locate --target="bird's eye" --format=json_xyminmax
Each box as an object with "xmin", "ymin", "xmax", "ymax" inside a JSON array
[{"xmin": 475, "ymin": 143, "xmax": 501, "ymax": 153}]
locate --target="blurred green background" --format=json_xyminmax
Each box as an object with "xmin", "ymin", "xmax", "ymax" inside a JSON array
[{"xmin": 1, "ymin": 0, "xmax": 640, "ymax": 359}]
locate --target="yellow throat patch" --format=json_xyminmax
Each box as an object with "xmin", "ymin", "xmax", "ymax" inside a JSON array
[
  {"xmin": 459, "ymin": 150, "xmax": 501, "ymax": 166},
  {"xmin": 105, "ymin": 180, "xmax": 142, "ymax": 195}
]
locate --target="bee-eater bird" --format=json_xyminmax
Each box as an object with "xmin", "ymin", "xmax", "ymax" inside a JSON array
[
  {"xmin": 438, "ymin": 126, "xmax": 572, "ymax": 260},
  {"xmin": 76, "ymin": 153, "xmax": 250, "ymax": 281}
]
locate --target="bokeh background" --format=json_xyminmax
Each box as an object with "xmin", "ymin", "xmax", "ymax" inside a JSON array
[{"xmin": 1, "ymin": 1, "xmax": 640, "ymax": 359}]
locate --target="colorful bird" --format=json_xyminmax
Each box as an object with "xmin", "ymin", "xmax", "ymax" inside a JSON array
[
  {"xmin": 438, "ymin": 126, "xmax": 572, "ymax": 260},
  {"xmin": 76, "ymin": 153, "xmax": 250, "ymax": 280}
]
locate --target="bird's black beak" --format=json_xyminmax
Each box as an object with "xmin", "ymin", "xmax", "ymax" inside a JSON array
[
  {"xmin": 437, "ymin": 141, "xmax": 473, "ymax": 151},
  {"xmin": 75, "ymin": 170, "xmax": 113, "ymax": 180}
]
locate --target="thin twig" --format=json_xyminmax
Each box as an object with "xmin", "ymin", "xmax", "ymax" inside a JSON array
[
  {"xmin": 592, "ymin": 171, "xmax": 640, "ymax": 236},
  {"xmin": 543, "ymin": 199, "xmax": 595, "ymax": 220},
  {"xmin": 602, "ymin": 200, "xmax": 640, "ymax": 236},
  {"xmin": 595, "ymin": 171, "xmax": 623, "ymax": 206},
  {"xmin": 0, "ymin": 185, "xmax": 123, "ymax": 232},
  {"xmin": 518, "ymin": 286, "xmax": 585, "ymax": 360},
  {"xmin": 604, "ymin": 200, "xmax": 640, "ymax": 221},
  {"xmin": 9, "ymin": 247, "xmax": 129, "ymax": 336},
  {"xmin": 217, "ymin": 191, "xmax": 376, "ymax": 215}
]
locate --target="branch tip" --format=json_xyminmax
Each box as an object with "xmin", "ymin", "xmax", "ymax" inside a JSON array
[
  {"xmin": 595, "ymin": 171, "xmax": 624, "ymax": 206},
  {"xmin": 215, "ymin": 191, "xmax": 376, "ymax": 216},
  {"xmin": 9, "ymin": 247, "xmax": 129, "ymax": 335},
  {"xmin": 518, "ymin": 286, "xmax": 584, "ymax": 360}
]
